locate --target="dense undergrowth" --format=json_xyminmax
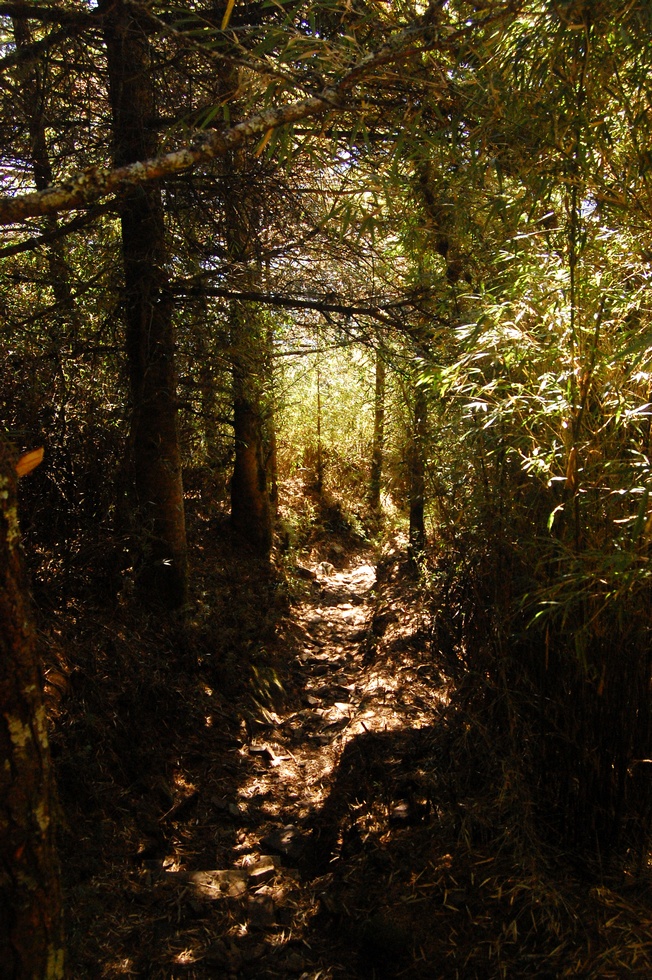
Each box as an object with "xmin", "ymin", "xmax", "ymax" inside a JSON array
[
  {"xmin": 10, "ymin": 326, "xmax": 652, "ymax": 973},
  {"xmin": 20, "ymin": 459, "xmax": 652, "ymax": 977}
]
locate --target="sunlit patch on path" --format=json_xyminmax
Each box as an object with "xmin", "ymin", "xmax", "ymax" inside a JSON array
[
  {"xmin": 220, "ymin": 549, "xmax": 443, "ymax": 948},
  {"xmin": 130, "ymin": 547, "xmax": 448, "ymax": 977}
]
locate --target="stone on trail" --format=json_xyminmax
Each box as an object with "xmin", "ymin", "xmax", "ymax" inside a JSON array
[
  {"xmin": 165, "ymin": 868, "xmax": 249, "ymax": 899},
  {"xmin": 248, "ymin": 885, "xmax": 276, "ymax": 927},
  {"xmin": 295, "ymin": 563, "xmax": 317, "ymax": 580},
  {"xmin": 260, "ymin": 824, "xmax": 305, "ymax": 863},
  {"xmin": 248, "ymin": 854, "xmax": 280, "ymax": 885}
]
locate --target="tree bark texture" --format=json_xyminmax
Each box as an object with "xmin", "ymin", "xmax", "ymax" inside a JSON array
[
  {"xmin": 369, "ymin": 346, "xmax": 386, "ymax": 511},
  {"xmin": 224, "ymin": 155, "xmax": 273, "ymax": 554},
  {"xmin": 230, "ymin": 302, "xmax": 273, "ymax": 553},
  {"xmin": 104, "ymin": 0, "xmax": 188, "ymax": 607},
  {"xmin": 408, "ymin": 382, "xmax": 427, "ymax": 559},
  {"xmin": 0, "ymin": 440, "xmax": 64, "ymax": 980}
]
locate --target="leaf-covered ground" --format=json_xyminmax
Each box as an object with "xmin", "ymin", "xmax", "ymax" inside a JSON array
[{"xmin": 42, "ymin": 505, "xmax": 652, "ymax": 978}]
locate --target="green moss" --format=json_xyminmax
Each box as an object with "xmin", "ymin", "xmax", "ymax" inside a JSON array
[{"xmin": 47, "ymin": 945, "xmax": 65, "ymax": 980}]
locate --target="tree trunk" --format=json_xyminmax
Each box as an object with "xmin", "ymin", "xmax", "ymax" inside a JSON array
[
  {"xmin": 196, "ymin": 327, "xmax": 221, "ymax": 465},
  {"xmin": 230, "ymin": 302, "xmax": 273, "ymax": 553},
  {"xmin": 12, "ymin": 15, "xmax": 81, "ymax": 327},
  {"xmin": 104, "ymin": 0, "xmax": 188, "ymax": 607},
  {"xmin": 264, "ymin": 318, "xmax": 279, "ymax": 515},
  {"xmin": 12, "ymin": 13, "xmax": 82, "ymax": 567},
  {"xmin": 224, "ymin": 153, "xmax": 273, "ymax": 554},
  {"xmin": 369, "ymin": 345, "xmax": 386, "ymax": 512},
  {"xmin": 266, "ymin": 414, "xmax": 279, "ymax": 516},
  {"xmin": 0, "ymin": 440, "xmax": 64, "ymax": 979},
  {"xmin": 315, "ymin": 359, "xmax": 324, "ymax": 494},
  {"xmin": 408, "ymin": 381, "xmax": 427, "ymax": 560}
]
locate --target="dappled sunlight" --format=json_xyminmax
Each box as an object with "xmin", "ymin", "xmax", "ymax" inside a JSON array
[
  {"xmin": 67, "ymin": 543, "xmax": 439, "ymax": 977},
  {"xmin": 9, "ymin": 6, "xmax": 652, "ymax": 974},
  {"xmin": 235, "ymin": 545, "xmax": 443, "ymax": 881},
  {"xmin": 173, "ymin": 949, "xmax": 198, "ymax": 966},
  {"xmin": 107, "ymin": 959, "xmax": 137, "ymax": 976}
]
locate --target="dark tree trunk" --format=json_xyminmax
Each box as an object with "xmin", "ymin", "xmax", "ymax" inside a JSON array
[
  {"xmin": 12, "ymin": 13, "xmax": 83, "ymax": 569},
  {"xmin": 224, "ymin": 153, "xmax": 273, "ymax": 554},
  {"xmin": 230, "ymin": 303, "xmax": 273, "ymax": 553},
  {"xmin": 369, "ymin": 345, "xmax": 386, "ymax": 512},
  {"xmin": 12, "ymin": 15, "xmax": 80, "ymax": 326},
  {"xmin": 315, "ymin": 359, "xmax": 324, "ymax": 494},
  {"xmin": 104, "ymin": 0, "xmax": 188, "ymax": 607},
  {"xmin": 408, "ymin": 382, "xmax": 427, "ymax": 560},
  {"xmin": 0, "ymin": 440, "xmax": 64, "ymax": 979},
  {"xmin": 266, "ymin": 419, "xmax": 279, "ymax": 515},
  {"xmin": 264, "ymin": 318, "xmax": 279, "ymax": 515},
  {"xmin": 196, "ymin": 320, "xmax": 222, "ymax": 465}
]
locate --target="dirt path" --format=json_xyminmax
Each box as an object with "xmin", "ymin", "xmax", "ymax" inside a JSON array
[
  {"xmin": 240, "ymin": 556, "xmax": 381, "ymax": 826},
  {"xmin": 241, "ymin": 554, "xmax": 411, "ymax": 825},
  {"xmin": 66, "ymin": 545, "xmax": 443, "ymax": 979},
  {"xmin": 182, "ymin": 548, "xmax": 440, "ymax": 978},
  {"xmin": 63, "ymin": 537, "xmax": 652, "ymax": 979}
]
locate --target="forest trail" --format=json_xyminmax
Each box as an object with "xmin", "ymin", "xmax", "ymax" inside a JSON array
[
  {"xmin": 61, "ymin": 537, "xmax": 652, "ymax": 980},
  {"xmin": 243, "ymin": 553, "xmax": 384, "ymax": 835},
  {"xmin": 183, "ymin": 546, "xmax": 432, "ymax": 980},
  {"xmin": 153, "ymin": 546, "xmax": 443, "ymax": 978},
  {"xmin": 238, "ymin": 549, "xmax": 434, "ymax": 843},
  {"xmin": 246, "ymin": 550, "xmax": 429, "ymax": 815},
  {"xmin": 64, "ymin": 540, "xmax": 449, "ymax": 979},
  {"xmin": 186, "ymin": 544, "xmax": 446, "ymax": 978}
]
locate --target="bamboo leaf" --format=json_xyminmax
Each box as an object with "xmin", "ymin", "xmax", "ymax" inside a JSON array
[
  {"xmin": 254, "ymin": 128, "xmax": 274, "ymax": 158},
  {"xmin": 221, "ymin": 0, "xmax": 236, "ymax": 31}
]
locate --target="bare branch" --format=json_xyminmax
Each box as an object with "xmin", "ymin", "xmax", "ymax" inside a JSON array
[
  {"xmin": 171, "ymin": 284, "xmax": 436, "ymax": 326},
  {"xmin": 0, "ymin": 205, "xmax": 112, "ymax": 258},
  {"xmin": 0, "ymin": 3, "xmax": 94, "ymax": 25}
]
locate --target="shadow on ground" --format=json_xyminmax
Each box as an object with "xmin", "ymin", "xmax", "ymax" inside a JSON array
[{"xmin": 48, "ymin": 516, "xmax": 652, "ymax": 978}]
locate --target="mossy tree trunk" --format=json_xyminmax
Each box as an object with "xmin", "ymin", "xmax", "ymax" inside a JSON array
[
  {"xmin": 0, "ymin": 440, "xmax": 64, "ymax": 979},
  {"xmin": 104, "ymin": 0, "xmax": 188, "ymax": 607}
]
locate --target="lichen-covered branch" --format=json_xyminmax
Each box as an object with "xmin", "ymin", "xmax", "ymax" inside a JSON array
[{"xmin": 0, "ymin": 34, "xmax": 434, "ymax": 226}]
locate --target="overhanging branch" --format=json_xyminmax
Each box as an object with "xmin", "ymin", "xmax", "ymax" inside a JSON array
[
  {"xmin": 171, "ymin": 284, "xmax": 430, "ymax": 325},
  {"xmin": 0, "ymin": 204, "xmax": 114, "ymax": 258},
  {"xmin": 0, "ymin": 29, "xmax": 440, "ymax": 226},
  {"xmin": 0, "ymin": 3, "xmax": 94, "ymax": 24}
]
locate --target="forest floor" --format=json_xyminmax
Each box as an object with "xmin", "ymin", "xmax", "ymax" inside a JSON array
[
  {"xmin": 55, "ymin": 529, "xmax": 453, "ymax": 979},
  {"xmin": 45, "ymin": 502, "xmax": 652, "ymax": 979}
]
